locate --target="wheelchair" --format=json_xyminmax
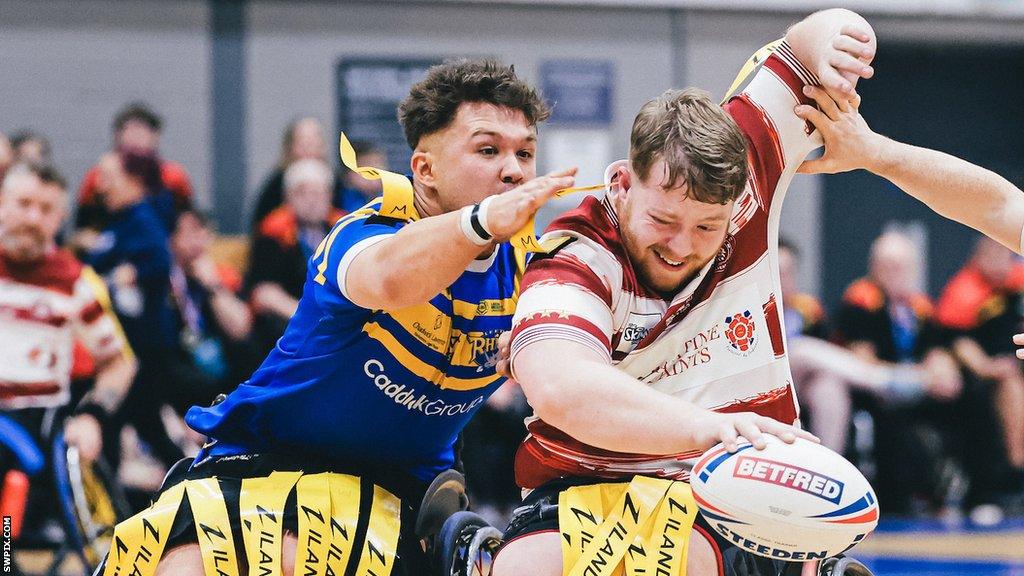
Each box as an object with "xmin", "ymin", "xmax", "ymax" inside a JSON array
[
  {"xmin": 420, "ymin": 472, "xmax": 875, "ymax": 576},
  {"xmin": 0, "ymin": 412, "xmax": 131, "ymax": 576}
]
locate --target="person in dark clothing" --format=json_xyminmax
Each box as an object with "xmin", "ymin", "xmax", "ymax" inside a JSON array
[
  {"xmin": 81, "ymin": 149, "xmax": 183, "ymax": 469},
  {"xmin": 835, "ymin": 230, "xmax": 967, "ymax": 516},
  {"xmin": 247, "ymin": 158, "xmax": 344, "ymax": 353},
  {"xmin": 77, "ymin": 102, "xmax": 193, "ymax": 231},
  {"xmin": 250, "ymin": 117, "xmax": 346, "ymax": 226},
  {"xmin": 936, "ymin": 236, "xmax": 1024, "ymax": 521},
  {"xmin": 168, "ymin": 208, "xmax": 259, "ymax": 403}
]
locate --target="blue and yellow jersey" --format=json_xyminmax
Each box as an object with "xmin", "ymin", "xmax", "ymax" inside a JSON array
[{"xmin": 185, "ymin": 185, "xmax": 518, "ymax": 481}]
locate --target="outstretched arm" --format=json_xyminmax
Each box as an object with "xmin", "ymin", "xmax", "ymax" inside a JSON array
[
  {"xmin": 514, "ymin": 340, "xmax": 817, "ymax": 454},
  {"xmin": 796, "ymin": 86, "xmax": 1024, "ymax": 254}
]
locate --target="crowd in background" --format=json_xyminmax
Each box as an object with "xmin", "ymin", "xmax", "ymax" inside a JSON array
[{"xmin": 1, "ymin": 101, "xmax": 1022, "ymax": 542}]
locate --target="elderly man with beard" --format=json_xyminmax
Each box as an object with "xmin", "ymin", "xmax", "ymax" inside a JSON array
[{"xmin": 0, "ymin": 162, "xmax": 135, "ymax": 541}]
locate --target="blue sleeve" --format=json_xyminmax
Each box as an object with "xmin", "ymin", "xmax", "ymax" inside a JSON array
[{"xmin": 310, "ymin": 212, "xmax": 404, "ymax": 312}]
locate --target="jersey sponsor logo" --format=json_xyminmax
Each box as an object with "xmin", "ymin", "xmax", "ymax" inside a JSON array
[
  {"xmin": 363, "ymin": 359, "xmax": 485, "ymax": 417},
  {"xmin": 621, "ymin": 324, "xmax": 650, "ymax": 343},
  {"xmin": 641, "ymin": 324, "xmax": 722, "ymax": 383},
  {"xmin": 449, "ymin": 329, "xmax": 503, "ymax": 371},
  {"xmin": 724, "ymin": 310, "xmax": 757, "ymax": 356},
  {"xmin": 732, "ymin": 455, "xmax": 844, "ymax": 504},
  {"xmin": 622, "ymin": 311, "xmax": 661, "ymax": 345}
]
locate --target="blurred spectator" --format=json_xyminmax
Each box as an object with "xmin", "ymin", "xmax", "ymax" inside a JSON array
[
  {"xmin": 937, "ymin": 236, "xmax": 1024, "ymax": 507},
  {"xmin": 250, "ymin": 117, "xmax": 349, "ymax": 225},
  {"xmin": 78, "ymin": 150, "xmax": 183, "ymax": 468},
  {"xmin": 836, "ymin": 231, "xmax": 967, "ymax": 515},
  {"xmin": 168, "ymin": 208, "xmax": 260, "ymax": 393},
  {"xmin": 0, "ymin": 162, "xmax": 135, "ymax": 543},
  {"xmin": 247, "ymin": 158, "xmax": 343, "ymax": 351},
  {"xmin": 781, "ymin": 239, "xmax": 926, "ymax": 453},
  {"xmin": 337, "ymin": 140, "xmax": 387, "ymax": 211},
  {"xmin": 77, "ymin": 103, "xmax": 193, "ymax": 230},
  {"xmin": 0, "ymin": 133, "xmax": 13, "ymax": 183},
  {"xmin": 9, "ymin": 130, "xmax": 51, "ymax": 164}
]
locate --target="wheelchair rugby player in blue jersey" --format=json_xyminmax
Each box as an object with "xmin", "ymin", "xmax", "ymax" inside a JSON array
[{"xmin": 99, "ymin": 59, "xmax": 577, "ymax": 576}]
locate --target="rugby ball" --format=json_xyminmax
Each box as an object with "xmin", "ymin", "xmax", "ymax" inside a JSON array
[{"xmin": 690, "ymin": 436, "xmax": 878, "ymax": 561}]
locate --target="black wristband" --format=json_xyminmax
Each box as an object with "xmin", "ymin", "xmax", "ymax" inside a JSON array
[
  {"xmin": 469, "ymin": 203, "xmax": 492, "ymax": 241},
  {"xmin": 73, "ymin": 401, "xmax": 111, "ymax": 428}
]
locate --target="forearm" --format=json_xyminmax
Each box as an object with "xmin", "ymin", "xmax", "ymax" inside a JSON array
[
  {"xmin": 952, "ymin": 337, "xmax": 992, "ymax": 376},
  {"xmin": 516, "ymin": 344, "xmax": 710, "ymax": 455},
  {"xmin": 868, "ymin": 138, "xmax": 1024, "ymax": 253},
  {"xmin": 348, "ymin": 210, "xmax": 492, "ymax": 310},
  {"xmin": 87, "ymin": 353, "xmax": 137, "ymax": 413},
  {"xmin": 209, "ymin": 290, "xmax": 253, "ymax": 341},
  {"xmin": 252, "ymin": 283, "xmax": 299, "ymax": 319}
]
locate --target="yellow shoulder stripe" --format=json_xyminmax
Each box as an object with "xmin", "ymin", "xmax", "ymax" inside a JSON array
[
  {"xmin": 80, "ymin": 265, "xmax": 135, "ymax": 361},
  {"xmin": 722, "ymin": 38, "xmax": 785, "ymax": 103}
]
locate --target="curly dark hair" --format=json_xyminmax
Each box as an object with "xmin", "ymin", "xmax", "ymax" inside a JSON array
[{"xmin": 398, "ymin": 59, "xmax": 550, "ymax": 149}]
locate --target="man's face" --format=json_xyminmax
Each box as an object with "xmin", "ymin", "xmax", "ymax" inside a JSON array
[
  {"xmin": 613, "ymin": 161, "xmax": 732, "ymax": 298},
  {"xmin": 417, "ymin": 102, "xmax": 536, "ymax": 212},
  {"xmin": 870, "ymin": 236, "xmax": 919, "ymax": 303},
  {"xmin": 96, "ymin": 153, "xmax": 133, "ymax": 211},
  {"xmin": 116, "ymin": 120, "xmax": 160, "ymax": 152},
  {"xmin": 0, "ymin": 173, "xmax": 66, "ymax": 262},
  {"xmin": 291, "ymin": 120, "xmax": 326, "ymax": 162},
  {"xmin": 172, "ymin": 212, "xmax": 211, "ymax": 264},
  {"xmin": 288, "ymin": 178, "xmax": 332, "ymax": 225}
]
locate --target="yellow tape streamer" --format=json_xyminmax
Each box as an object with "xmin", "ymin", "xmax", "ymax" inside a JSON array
[
  {"xmin": 625, "ymin": 481, "xmax": 698, "ymax": 576},
  {"xmin": 560, "ymin": 483, "xmax": 607, "ymax": 570},
  {"xmin": 326, "ymin": 474, "xmax": 362, "ymax": 575},
  {"xmin": 293, "ymin": 474, "xmax": 333, "ymax": 576},
  {"xmin": 104, "ymin": 482, "xmax": 186, "ymax": 576},
  {"xmin": 186, "ymin": 479, "xmax": 241, "ymax": 576},
  {"xmin": 510, "ymin": 183, "xmax": 606, "ymax": 276},
  {"xmin": 339, "ymin": 133, "xmax": 419, "ymax": 222},
  {"xmin": 239, "ymin": 472, "xmax": 301, "ymax": 576},
  {"xmin": 722, "ymin": 38, "xmax": 785, "ymax": 103},
  {"xmin": 353, "ymin": 484, "xmax": 402, "ymax": 576},
  {"xmin": 560, "ymin": 478, "xmax": 689, "ymax": 576}
]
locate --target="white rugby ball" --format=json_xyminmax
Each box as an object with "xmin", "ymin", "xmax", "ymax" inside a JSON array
[{"xmin": 690, "ymin": 435, "xmax": 878, "ymax": 561}]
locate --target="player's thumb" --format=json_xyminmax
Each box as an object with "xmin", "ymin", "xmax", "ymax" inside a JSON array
[{"xmin": 797, "ymin": 158, "xmax": 830, "ymax": 174}]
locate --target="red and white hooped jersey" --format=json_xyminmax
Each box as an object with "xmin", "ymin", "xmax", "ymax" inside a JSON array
[
  {"xmin": 509, "ymin": 41, "xmax": 824, "ymax": 489},
  {"xmin": 0, "ymin": 249, "xmax": 126, "ymax": 409}
]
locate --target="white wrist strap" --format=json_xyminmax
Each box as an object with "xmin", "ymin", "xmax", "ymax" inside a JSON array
[{"xmin": 460, "ymin": 205, "xmax": 491, "ymax": 246}]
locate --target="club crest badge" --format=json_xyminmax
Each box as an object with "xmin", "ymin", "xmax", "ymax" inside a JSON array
[{"xmin": 724, "ymin": 310, "xmax": 757, "ymax": 356}]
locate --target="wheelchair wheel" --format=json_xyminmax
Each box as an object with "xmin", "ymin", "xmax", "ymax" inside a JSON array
[
  {"xmin": 51, "ymin": 432, "xmax": 132, "ymax": 572},
  {"xmin": 434, "ymin": 511, "xmax": 503, "ymax": 576}
]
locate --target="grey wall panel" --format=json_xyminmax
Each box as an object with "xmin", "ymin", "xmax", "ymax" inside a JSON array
[
  {"xmin": 246, "ymin": 1, "xmax": 675, "ymax": 213},
  {"xmin": 0, "ymin": 0, "xmax": 211, "ymax": 208}
]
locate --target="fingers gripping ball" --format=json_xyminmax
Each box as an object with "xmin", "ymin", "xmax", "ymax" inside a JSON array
[{"xmin": 690, "ymin": 436, "xmax": 878, "ymax": 561}]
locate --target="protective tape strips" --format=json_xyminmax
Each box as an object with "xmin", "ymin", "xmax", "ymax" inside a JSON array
[
  {"xmin": 103, "ymin": 472, "xmax": 401, "ymax": 576},
  {"xmin": 559, "ymin": 477, "xmax": 698, "ymax": 576},
  {"xmin": 339, "ymin": 132, "xmax": 418, "ymax": 223}
]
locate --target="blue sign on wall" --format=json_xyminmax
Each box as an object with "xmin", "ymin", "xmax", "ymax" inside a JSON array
[
  {"xmin": 540, "ymin": 60, "xmax": 614, "ymax": 126},
  {"xmin": 337, "ymin": 58, "xmax": 440, "ymax": 173}
]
